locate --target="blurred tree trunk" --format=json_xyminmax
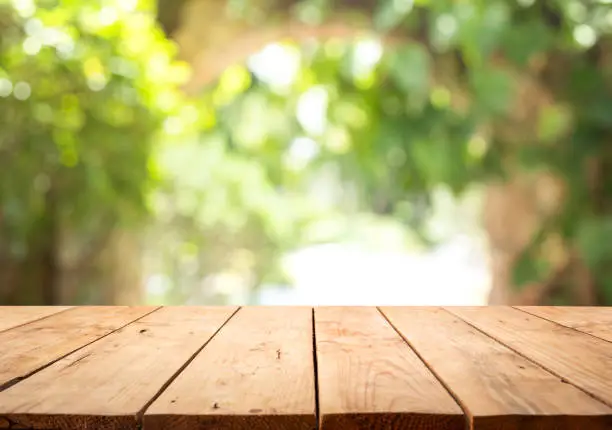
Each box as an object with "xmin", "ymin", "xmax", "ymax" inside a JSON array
[
  {"xmin": 484, "ymin": 170, "xmax": 603, "ymax": 305},
  {"xmin": 0, "ymin": 228, "xmax": 143, "ymax": 305},
  {"xmin": 40, "ymin": 187, "xmax": 60, "ymax": 305},
  {"xmin": 484, "ymin": 173, "xmax": 561, "ymax": 305},
  {"xmin": 99, "ymin": 229, "xmax": 144, "ymax": 305}
]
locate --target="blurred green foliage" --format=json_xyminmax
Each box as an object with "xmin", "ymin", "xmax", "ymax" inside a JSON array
[
  {"xmin": 0, "ymin": 0, "xmax": 190, "ymax": 302},
  {"xmin": 1, "ymin": 0, "xmax": 612, "ymax": 304}
]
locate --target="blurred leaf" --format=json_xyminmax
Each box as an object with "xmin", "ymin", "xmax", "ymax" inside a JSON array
[
  {"xmin": 459, "ymin": 1, "xmax": 510, "ymax": 65},
  {"xmin": 537, "ymin": 104, "xmax": 572, "ymax": 142},
  {"xmin": 469, "ymin": 66, "xmax": 514, "ymax": 116},
  {"xmin": 374, "ymin": 0, "xmax": 414, "ymax": 32},
  {"xmin": 513, "ymin": 245, "xmax": 551, "ymax": 288},
  {"xmin": 389, "ymin": 43, "xmax": 430, "ymax": 106},
  {"xmin": 502, "ymin": 20, "xmax": 551, "ymax": 66},
  {"xmin": 576, "ymin": 217, "xmax": 612, "ymax": 270}
]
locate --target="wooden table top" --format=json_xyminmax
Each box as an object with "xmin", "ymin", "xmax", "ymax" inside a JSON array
[{"xmin": 0, "ymin": 306, "xmax": 611, "ymax": 430}]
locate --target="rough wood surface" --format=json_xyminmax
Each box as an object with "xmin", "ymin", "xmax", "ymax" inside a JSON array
[
  {"xmin": 315, "ymin": 307, "xmax": 465, "ymax": 430},
  {"xmin": 0, "ymin": 306, "xmax": 72, "ymax": 333},
  {"xmin": 144, "ymin": 306, "xmax": 316, "ymax": 430},
  {"xmin": 0, "ymin": 306, "xmax": 237, "ymax": 430},
  {"xmin": 0, "ymin": 306, "xmax": 155, "ymax": 389},
  {"xmin": 381, "ymin": 306, "xmax": 612, "ymax": 430},
  {"xmin": 448, "ymin": 306, "xmax": 612, "ymax": 410},
  {"xmin": 1, "ymin": 305, "xmax": 611, "ymax": 430},
  {"xmin": 517, "ymin": 306, "xmax": 612, "ymax": 342}
]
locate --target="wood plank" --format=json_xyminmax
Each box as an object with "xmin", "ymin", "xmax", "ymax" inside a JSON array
[
  {"xmin": 518, "ymin": 306, "xmax": 612, "ymax": 342},
  {"xmin": 144, "ymin": 306, "xmax": 316, "ymax": 430},
  {"xmin": 315, "ymin": 307, "xmax": 464, "ymax": 430},
  {"xmin": 0, "ymin": 306, "xmax": 155, "ymax": 389},
  {"xmin": 0, "ymin": 306, "xmax": 237, "ymax": 430},
  {"xmin": 0, "ymin": 306, "xmax": 72, "ymax": 333},
  {"xmin": 381, "ymin": 306, "xmax": 612, "ymax": 430},
  {"xmin": 448, "ymin": 306, "xmax": 612, "ymax": 410}
]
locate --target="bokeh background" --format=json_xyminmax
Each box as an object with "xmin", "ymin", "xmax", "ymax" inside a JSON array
[{"xmin": 0, "ymin": 0, "xmax": 611, "ymax": 306}]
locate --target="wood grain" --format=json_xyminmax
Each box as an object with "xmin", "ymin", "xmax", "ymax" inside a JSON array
[
  {"xmin": 381, "ymin": 306, "xmax": 612, "ymax": 430},
  {"xmin": 448, "ymin": 306, "xmax": 612, "ymax": 409},
  {"xmin": 315, "ymin": 307, "xmax": 464, "ymax": 430},
  {"xmin": 0, "ymin": 306, "xmax": 237, "ymax": 430},
  {"xmin": 517, "ymin": 306, "xmax": 612, "ymax": 342},
  {"xmin": 0, "ymin": 306, "xmax": 155, "ymax": 389},
  {"xmin": 0, "ymin": 306, "xmax": 72, "ymax": 333},
  {"xmin": 144, "ymin": 306, "xmax": 316, "ymax": 430},
  {"xmin": 2, "ymin": 306, "xmax": 611, "ymax": 430}
]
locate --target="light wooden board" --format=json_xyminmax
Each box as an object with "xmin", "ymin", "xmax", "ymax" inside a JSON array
[
  {"xmin": 144, "ymin": 306, "xmax": 316, "ymax": 430},
  {"xmin": 448, "ymin": 306, "xmax": 612, "ymax": 410},
  {"xmin": 0, "ymin": 306, "xmax": 155, "ymax": 389},
  {"xmin": 0, "ymin": 306, "xmax": 237, "ymax": 430},
  {"xmin": 518, "ymin": 306, "xmax": 612, "ymax": 342},
  {"xmin": 382, "ymin": 306, "xmax": 612, "ymax": 430},
  {"xmin": 0, "ymin": 306, "xmax": 72, "ymax": 333},
  {"xmin": 315, "ymin": 307, "xmax": 464, "ymax": 430}
]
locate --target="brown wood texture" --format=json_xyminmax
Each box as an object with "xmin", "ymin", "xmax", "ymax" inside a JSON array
[
  {"xmin": 381, "ymin": 306, "xmax": 612, "ymax": 430},
  {"xmin": 448, "ymin": 306, "xmax": 612, "ymax": 410},
  {"xmin": 314, "ymin": 307, "xmax": 465, "ymax": 430},
  {"xmin": 0, "ymin": 306, "xmax": 155, "ymax": 389},
  {"xmin": 144, "ymin": 307, "xmax": 316, "ymax": 430},
  {"xmin": 1, "ymin": 306, "xmax": 611, "ymax": 430},
  {"xmin": 0, "ymin": 306, "xmax": 72, "ymax": 333},
  {"xmin": 0, "ymin": 306, "xmax": 237, "ymax": 430},
  {"xmin": 518, "ymin": 306, "xmax": 612, "ymax": 342}
]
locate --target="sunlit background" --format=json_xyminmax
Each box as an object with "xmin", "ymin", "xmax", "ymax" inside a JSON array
[
  {"xmin": 145, "ymin": 39, "xmax": 490, "ymax": 306},
  {"xmin": 1, "ymin": 0, "xmax": 611, "ymax": 306}
]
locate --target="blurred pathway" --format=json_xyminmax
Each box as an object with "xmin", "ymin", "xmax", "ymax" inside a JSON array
[{"xmin": 256, "ymin": 236, "xmax": 491, "ymax": 305}]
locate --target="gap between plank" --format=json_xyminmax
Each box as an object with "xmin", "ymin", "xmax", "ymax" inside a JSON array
[
  {"xmin": 445, "ymin": 307, "xmax": 612, "ymax": 411},
  {"xmin": 0, "ymin": 306, "xmax": 162, "ymax": 393},
  {"xmin": 377, "ymin": 307, "xmax": 472, "ymax": 430},
  {"xmin": 0, "ymin": 307, "xmax": 74, "ymax": 335},
  {"xmin": 311, "ymin": 308, "xmax": 321, "ymax": 430},
  {"xmin": 513, "ymin": 306, "xmax": 612, "ymax": 345},
  {"xmin": 135, "ymin": 306, "xmax": 242, "ymax": 429}
]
